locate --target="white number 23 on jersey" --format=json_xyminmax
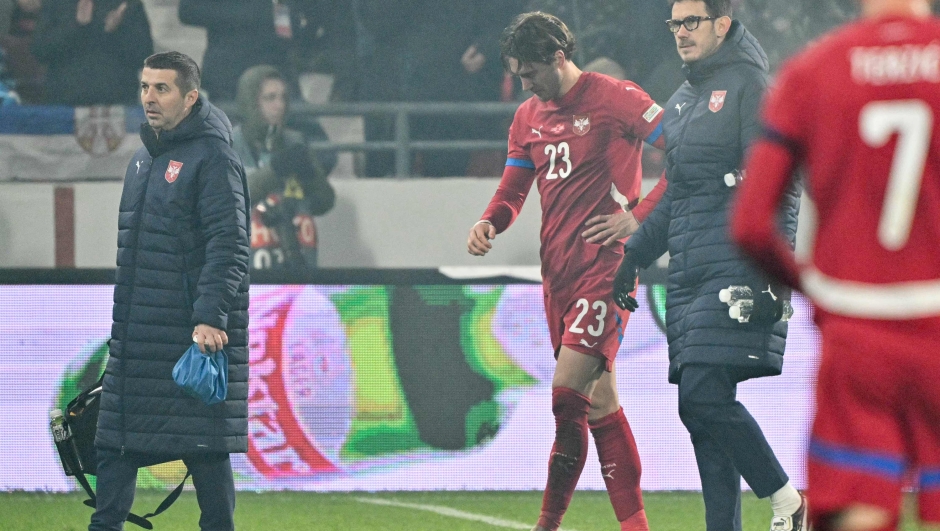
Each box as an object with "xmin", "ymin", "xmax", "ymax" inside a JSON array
[{"xmin": 544, "ymin": 142, "xmax": 572, "ymax": 180}]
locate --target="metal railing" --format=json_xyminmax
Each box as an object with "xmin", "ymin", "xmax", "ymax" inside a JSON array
[{"xmin": 221, "ymin": 101, "xmax": 520, "ymax": 178}]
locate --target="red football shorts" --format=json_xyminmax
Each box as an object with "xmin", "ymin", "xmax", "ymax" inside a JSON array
[
  {"xmin": 808, "ymin": 317, "xmax": 940, "ymax": 526},
  {"xmin": 543, "ymin": 251, "xmax": 633, "ymax": 372}
]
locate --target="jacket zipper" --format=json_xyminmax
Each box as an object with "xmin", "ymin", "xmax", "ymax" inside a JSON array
[{"xmin": 119, "ymin": 156, "xmax": 154, "ymax": 451}]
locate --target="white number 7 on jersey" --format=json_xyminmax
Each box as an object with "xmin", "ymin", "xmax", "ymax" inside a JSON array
[{"xmin": 860, "ymin": 100, "xmax": 933, "ymax": 251}]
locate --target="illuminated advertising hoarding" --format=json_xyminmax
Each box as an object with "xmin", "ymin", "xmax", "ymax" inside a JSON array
[{"xmin": 0, "ymin": 283, "xmax": 819, "ymax": 492}]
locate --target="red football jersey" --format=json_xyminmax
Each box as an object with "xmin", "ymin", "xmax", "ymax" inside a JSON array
[
  {"xmin": 754, "ymin": 16, "xmax": 940, "ymax": 320},
  {"xmin": 486, "ymin": 72, "xmax": 663, "ymax": 288}
]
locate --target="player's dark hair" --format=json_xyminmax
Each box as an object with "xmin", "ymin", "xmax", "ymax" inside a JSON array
[
  {"xmin": 668, "ymin": 0, "xmax": 732, "ymax": 18},
  {"xmin": 143, "ymin": 51, "xmax": 201, "ymax": 94},
  {"xmin": 500, "ymin": 12, "xmax": 577, "ymax": 69}
]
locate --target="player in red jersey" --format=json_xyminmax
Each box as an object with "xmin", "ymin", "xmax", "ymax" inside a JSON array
[
  {"xmin": 732, "ymin": 1, "xmax": 940, "ymax": 530},
  {"xmin": 466, "ymin": 12, "xmax": 667, "ymax": 531}
]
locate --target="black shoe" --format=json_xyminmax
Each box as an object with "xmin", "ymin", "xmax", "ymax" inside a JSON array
[{"xmin": 770, "ymin": 494, "xmax": 807, "ymax": 531}]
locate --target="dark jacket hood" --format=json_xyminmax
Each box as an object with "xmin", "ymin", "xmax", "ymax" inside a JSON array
[
  {"xmin": 140, "ymin": 93, "xmax": 233, "ymax": 158},
  {"xmin": 683, "ymin": 20, "xmax": 769, "ymax": 84}
]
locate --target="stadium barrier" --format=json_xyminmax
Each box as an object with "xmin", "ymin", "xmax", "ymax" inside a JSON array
[{"xmin": 0, "ymin": 102, "xmax": 520, "ymax": 182}]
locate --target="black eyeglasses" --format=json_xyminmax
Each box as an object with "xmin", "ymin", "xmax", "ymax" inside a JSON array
[{"xmin": 665, "ymin": 15, "xmax": 717, "ymax": 33}]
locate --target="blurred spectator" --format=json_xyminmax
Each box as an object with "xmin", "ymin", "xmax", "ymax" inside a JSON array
[
  {"xmin": 330, "ymin": 0, "xmax": 522, "ymax": 177},
  {"xmin": 732, "ymin": 0, "xmax": 856, "ymax": 70},
  {"xmin": 407, "ymin": 1, "xmax": 523, "ymax": 177},
  {"xmin": 178, "ymin": 0, "xmax": 322, "ymax": 102},
  {"xmin": 324, "ymin": 1, "xmax": 505, "ymax": 176},
  {"xmin": 232, "ymin": 65, "xmax": 335, "ymax": 272},
  {"xmin": 31, "ymin": 0, "xmax": 152, "ymax": 106},
  {"xmin": 0, "ymin": 0, "xmax": 15, "ymax": 105},
  {"xmin": 0, "ymin": 0, "xmax": 43, "ymax": 103},
  {"xmin": 527, "ymin": 0, "xmax": 681, "ymax": 103},
  {"xmin": 0, "ymin": 0, "xmax": 13, "ymax": 37}
]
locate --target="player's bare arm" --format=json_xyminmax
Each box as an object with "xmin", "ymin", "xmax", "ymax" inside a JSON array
[
  {"xmin": 467, "ymin": 220, "xmax": 497, "ymax": 256},
  {"xmin": 582, "ymin": 211, "xmax": 640, "ymax": 247}
]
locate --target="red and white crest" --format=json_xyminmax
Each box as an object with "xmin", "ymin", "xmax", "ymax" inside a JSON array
[
  {"xmin": 165, "ymin": 160, "xmax": 183, "ymax": 183},
  {"xmin": 709, "ymin": 91, "xmax": 727, "ymax": 113},
  {"xmin": 573, "ymin": 115, "xmax": 591, "ymax": 136}
]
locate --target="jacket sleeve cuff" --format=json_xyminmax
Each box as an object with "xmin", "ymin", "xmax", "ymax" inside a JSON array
[{"xmin": 192, "ymin": 309, "xmax": 228, "ymax": 331}]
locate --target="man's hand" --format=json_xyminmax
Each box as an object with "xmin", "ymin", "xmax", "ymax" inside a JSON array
[
  {"xmin": 76, "ymin": 0, "xmax": 93, "ymax": 25},
  {"xmin": 583, "ymin": 211, "xmax": 640, "ymax": 247},
  {"xmin": 104, "ymin": 2, "xmax": 128, "ymax": 33},
  {"xmin": 612, "ymin": 251, "xmax": 640, "ymax": 311},
  {"xmin": 467, "ymin": 220, "xmax": 496, "ymax": 256},
  {"xmin": 461, "ymin": 45, "xmax": 486, "ymax": 74},
  {"xmin": 192, "ymin": 324, "xmax": 228, "ymax": 354}
]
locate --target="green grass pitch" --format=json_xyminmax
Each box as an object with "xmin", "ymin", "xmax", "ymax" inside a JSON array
[{"xmin": 0, "ymin": 490, "xmax": 929, "ymax": 530}]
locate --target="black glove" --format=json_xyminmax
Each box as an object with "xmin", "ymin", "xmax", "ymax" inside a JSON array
[
  {"xmin": 613, "ymin": 250, "xmax": 640, "ymax": 311},
  {"xmin": 270, "ymin": 144, "xmax": 314, "ymax": 179},
  {"xmin": 749, "ymin": 285, "xmax": 785, "ymax": 325}
]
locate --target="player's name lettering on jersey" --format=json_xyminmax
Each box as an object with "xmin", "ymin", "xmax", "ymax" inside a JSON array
[{"xmin": 851, "ymin": 42, "xmax": 940, "ymax": 85}]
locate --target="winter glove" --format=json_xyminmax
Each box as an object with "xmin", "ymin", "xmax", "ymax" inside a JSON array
[
  {"xmin": 749, "ymin": 284, "xmax": 785, "ymax": 325},
  {"xmin": 613, "ymin": 250, "xmax": 640, "ymax": 311}
]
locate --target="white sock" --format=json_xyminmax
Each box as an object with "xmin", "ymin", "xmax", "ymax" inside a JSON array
[{"xmin": 769, "ymin": 481, "xmax": 802, "ymax": 517}]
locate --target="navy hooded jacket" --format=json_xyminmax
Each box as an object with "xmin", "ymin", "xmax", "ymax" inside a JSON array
[
  {"xmin": 97, "ymin": 94, "xmax": 251, "ymax": 455},
  {"xmin": 625, "ymin": 21, "xmax": 801, "ymax": 384}
]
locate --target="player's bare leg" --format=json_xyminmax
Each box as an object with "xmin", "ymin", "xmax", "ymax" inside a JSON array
[
  {"xmin": 531, "ymin": 347, "xmax": 603, "ymax": 531},
  {"xmin": 589, "ymin": 365, "xmax": 649, "ymax": 531},
  {"xmin": 816, "ymin": 505, "xmax": 894, "ymax": 531}
]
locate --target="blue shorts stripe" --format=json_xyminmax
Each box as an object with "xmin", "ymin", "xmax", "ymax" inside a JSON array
[
  {"xmin": 809, "ymin": 439, "xmax": 906, "ymax": 480},
  {"xmin": 920, "ymin": 469, "xmax": 940, "ymax": 490},
  {"xmin": 615, "ymin": 313, "xmax": 624, "ymax": 344},
  {"xmin": 506, "ymin": 158, "xmax": 535, "ymax": 169},
  {"xmin": 645, "ymin": 122, "xmax": 663, "ymax": 145}
]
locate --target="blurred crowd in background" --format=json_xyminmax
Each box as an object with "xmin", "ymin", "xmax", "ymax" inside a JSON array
[{"xmin": 0, "ymin": 0, "xmax": 897, "ymax": 179}]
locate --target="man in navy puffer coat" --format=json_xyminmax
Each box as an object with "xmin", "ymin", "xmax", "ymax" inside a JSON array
[
  {"xmin": 613, "ymin": 2, "xmax": 804, "ymax": 531},
  {"xmin": 90, "ymin": 51, "xmax": 249, "ymax": 531}
]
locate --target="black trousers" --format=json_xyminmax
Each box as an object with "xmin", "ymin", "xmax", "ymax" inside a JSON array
[
  {"xmin": 678, "ymin": 364, "xmax": 789, "ymax": 531},
  {"xmin": 88, "ymin": 449, "xmax": 236, "ymax": 531}
]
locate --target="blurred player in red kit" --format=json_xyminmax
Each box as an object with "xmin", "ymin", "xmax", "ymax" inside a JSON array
[
  {"xmin": 466, "ymin": 12, "xmax": 667, "ymax": 531},
  {"xmin": 732, "ymin": 1, "xmax": 940, "ymax": 530}
]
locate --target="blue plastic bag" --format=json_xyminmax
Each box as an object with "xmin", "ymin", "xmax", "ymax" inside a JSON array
[{"xmin": 172, "ymin": 344, "xmax": 228, "ymax": 405}]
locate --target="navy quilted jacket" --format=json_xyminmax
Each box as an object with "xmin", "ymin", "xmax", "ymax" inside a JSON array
[
  {"xmin": 97, "ymin": 94, "xmax": 251, "ymax": 455},
  {"xmin": 625, "ymin": 21, "xmax": 801, "ymax": 383}
]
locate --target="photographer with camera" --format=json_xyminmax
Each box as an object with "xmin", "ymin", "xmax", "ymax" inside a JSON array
[{"xmin": 232, "ymin": 64, "xmax": 335, "ymax": 273}]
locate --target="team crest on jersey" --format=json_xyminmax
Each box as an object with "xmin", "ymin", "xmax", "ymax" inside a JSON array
[
  {"xmin": 709, "ymin": 91, "xmax": 727, "ymax": 113},
  {"xmin": 573, "ymin": 115, "xmax": 591, "ymax": 135},
  {"xmin": 165, "ymin": 160, "xmax": 183, "ymax": 183}
]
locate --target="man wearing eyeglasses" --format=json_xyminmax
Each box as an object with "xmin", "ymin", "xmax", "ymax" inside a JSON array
[
  {"xmin": 612, "ymin": 1, "xmax": 804, "ymax": 531},
  {"xmin": 733, "ymin": 1, "xmax": 940, "ymax": 530}
]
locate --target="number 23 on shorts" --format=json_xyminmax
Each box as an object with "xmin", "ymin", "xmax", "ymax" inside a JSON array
[{"xmin": 569, "ymin": 298, "xmax": 608, "ymax": 337}]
